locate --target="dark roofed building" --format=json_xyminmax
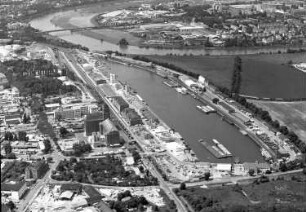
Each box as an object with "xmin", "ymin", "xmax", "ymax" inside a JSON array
[
  {"xmin": 60, "ymin": 183, "xmax": 82, "ymax": 194},
  {"xmin": 111, "ymin": 96, "xmax": 129, "ymax": 112},
  {"xmin": 121, "ymin": 108, "xmax": 143, "ymax": 126},
  {"xmin": 1, "ymin": 181, "xmax": 27, "ymax": 201},
  {"xmin": 85, "ymin": 112, "xmax": 105, "ymax": 136},
  {"xmin": 1, "ymin": 204, "xmax": 12, "ymax": 212},
  {"xmin": 100, "ymin": 119, "xmax": 120, "ymax": 146},
  {"xmin": 25, "ymin": 160, "xmax": 49, "ymax": 180},
  {"xmin": 84, "ymin": 185, "xmax": 102, "ymax": 205}
]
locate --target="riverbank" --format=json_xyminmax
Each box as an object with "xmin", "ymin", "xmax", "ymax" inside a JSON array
[
  {"xmin": 31, "ymin": 3, "xmax": 306, "ymax": 56},
  {"xmin": 145, "ymin": 54, "xmax": 306, "ymax": 99}
]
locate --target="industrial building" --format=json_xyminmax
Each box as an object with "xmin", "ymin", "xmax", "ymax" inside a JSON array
[
  {"xmin": 121, "ymin": 108, "xmax": 143, "ymax": 126},
  {"xmin": 84, "ymin": 112, "xmax": 105, "ymax": 136},
  {"xmin": 100, "ymin": 119, "xmax": 121, "ymax": 146},
  {"xmin": 111, "ymin": 96, "xmax": 129, "ymax": 112}
]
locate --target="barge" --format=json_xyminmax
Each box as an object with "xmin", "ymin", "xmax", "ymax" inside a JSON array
[
  {"xmin": 199, "ymin": 139, "xmax": 232, "ymax": 159},
  {"xmin": 196, "ymin": 105, "xmax": 216, "ymax": 114}
]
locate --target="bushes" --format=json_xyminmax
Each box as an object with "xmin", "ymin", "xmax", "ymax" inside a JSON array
[
  {"xmin": 133, "ymin": 56, "xmax": 200, "ymax": 79},
  {"xmin": 52, "ymin": 156, "xmax": 158, "ymax": 186}
]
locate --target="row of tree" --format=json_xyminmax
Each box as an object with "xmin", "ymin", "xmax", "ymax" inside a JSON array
[
  {"xmin": 230, "ymin": 56, "xmax": 242, "ymax": 94},
  {"xmin": 133, "ymin": 55, "xmax": 200, "ymax": 79},
  {"xmin": 217, "ymin": 86, "xmax": 306, "ymax": 153}
]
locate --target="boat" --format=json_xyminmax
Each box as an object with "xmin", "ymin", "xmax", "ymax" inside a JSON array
[
  {"xmin": 163, "ymin": 80, "xmax": 178, "ymax": 88},
  {"xmin": 199, "ymin": 139, "xmax": 232, "ymax": 159},
  {"xmin": 261, "ymin": 148, "xmax": 272, "ymax": 160},
  {"xmin": 196, "ymin": 105, "xmax": 216, "ymax": 114},
  {"xmin": 175, "ymin": 87, "xmax": 187, "ymax": 94},
  {"xmin": 212, "ymin": 139, "xmax": 232, "ymax": 156},
  {"xmin": 221, "ymin": 116, "xmax": 234, "ymax": 125},
  {"xmin": 239, "ymin": 129, "xmax": 248, "ymax": 136}
]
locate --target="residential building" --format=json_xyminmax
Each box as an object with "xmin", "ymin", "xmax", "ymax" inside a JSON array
[{"xmin": 1, "ymin": 181, "xmax": 27, "ymax": 202}]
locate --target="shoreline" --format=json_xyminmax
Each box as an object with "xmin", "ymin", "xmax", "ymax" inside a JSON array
[
  {"xmin": 89, "ymin": 14, "xmax": 306, "ymax": 53},
  {"xmin": 32, "ymin": 5, "xmax": 306, "ymax": 55}
]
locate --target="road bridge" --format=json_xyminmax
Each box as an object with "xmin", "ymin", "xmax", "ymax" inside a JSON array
[{"xmin": 37, "ymin": 26, "xmax": 103, "ymax": 34}]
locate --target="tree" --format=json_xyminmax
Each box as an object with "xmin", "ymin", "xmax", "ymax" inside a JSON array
[
  {"xmin": 212, "ymin": 98, "xmax": 219, "ymax": 104},
  {"xmin": 4, "ymin": 132, "xmax": 14, "ymax": 141},
  {"xmin": 248, "ymin": 169, "xmax": 255, "ymax": 176},
  {"xmin": 7, "ymin": 153, "xmax": 16, "ymax": 159},
  {"xmin": 204, "ymin": 172, "xmax": 211, "ymax": 181},
  {"xmin": 4, "ymin": 142, "xmax": 12, "ymax": 155},
  {"xmin": 43, "ymin": 139, "xmax": 52, "ymax": 154},
  {"xmin": 6, "ymin": 201, "xmax": 16, "ymax": 210},
  {"xmin": 59, "ymin": 127, "xmax": 69, "ymax": 138},
  {"xmin": 47, "ymin": 157, "xmax": 53, "ymax": 163},
  {"xmin": 18, "ymin": 131, "xmax": 27, "ymax": 141},
  {"xmin": 279, "ymin": 162, "xmax": 288, "ymax": 172},
  {"xmin": 118, "ymin": 38, "xmax": 129, "ymax": 46},
  {"xmin": 180, "ymin": 182, "xmax": 186, "ymax": 190}
]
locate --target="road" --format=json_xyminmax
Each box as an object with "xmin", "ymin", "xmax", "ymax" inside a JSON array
[
  {"xmin": 20, "ymin": 138, "xmax": 65, "ymax": 212},
  {"xmin": 60, "ymin": 50, "xmax": 188, "ymax": 212}
]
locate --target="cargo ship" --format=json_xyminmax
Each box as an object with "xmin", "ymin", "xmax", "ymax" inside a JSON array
[
  {"xmin": 196, "ymin": 105, "xmax": 216, "ymax": 114},
  {"xmin": 199, "ymin": 139, "xmax": 232, "ymax": 159}
]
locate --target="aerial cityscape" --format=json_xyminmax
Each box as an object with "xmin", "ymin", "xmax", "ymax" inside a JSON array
[{"xmin": 0, "ymin": 0, "xmax": 306, "ymax": 212}]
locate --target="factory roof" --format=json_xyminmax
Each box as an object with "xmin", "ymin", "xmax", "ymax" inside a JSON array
[
  {"xmin": 101, "ymin": 119, "xmax": 117, "ymax": 134},
  {"xmin": 1, "ymin": 181, "xmax": 26, "ymax": 192},
  {"xmin": 86, "ymin": 112, "xmax": 104, "ymax": 121}
]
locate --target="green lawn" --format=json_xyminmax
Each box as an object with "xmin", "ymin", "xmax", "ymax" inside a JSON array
[
  {"xmin": 146, "ymin": 53, "xmax": 306, "ymax": 99},
  {"xmin": 250, "ymin": 101, "xmax": 306, "ymax": 142},
  {"xmin": 175, "ymin": 174, "xmax": 306, "ymax": 212}
]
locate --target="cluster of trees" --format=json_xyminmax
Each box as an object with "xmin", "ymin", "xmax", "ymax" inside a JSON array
[
  {"xmin": 118, "ymin": 38, "xmax": 129, "ymax": 46},
  {"xmin": 52, "ymin": 155, "xmax": 158, "ymax": 186},
  {"xmin": 2, "ymin": 59, "xmax": 78, "ymax": 97},
  {"xmin": 177, "ymin": 188, "xmax": 218, "ymax": 212},
  {"xmin": 8, "ymin": 25, "xmax": 89, "ymax": 51},
  {"xmin": 43, "ymin": 139, "xmax": 52, "ymax": 154},
  {"xmin": 4, "ymin": 131, "xmax": 28, "ymax": 142},
  {"xmin": 108, "ymin": 190, "xmax": 149, "ymax": 212},
  {"xmin": 21, "ymin": 77, "xmax": 77, "ymax": 97},
  {"xmin": 133, "ymin": 56, "xmax": 200, "ymax": 79},
  {"xmin": 72, "ymin": 142, "xmax": 92, "ymax": 157},
  {"xmin": 3, "ymin": 59, "xmax": 58, "ymax": 79},
  {"xmin": 217, "ymin": 87, "xmax": 306, "ymax": 154},
  {"xmin": 1, "ymin": 161, "xmax": 29, "ymax": 182},
  {"xmin": 230, "ymin": 56, "xmax": 242, "ymax": 94}
]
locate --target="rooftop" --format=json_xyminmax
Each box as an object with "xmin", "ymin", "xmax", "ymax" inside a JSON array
[{"xmin": 1, "ymin": 181, "xmax": 25, "ymax": 192}]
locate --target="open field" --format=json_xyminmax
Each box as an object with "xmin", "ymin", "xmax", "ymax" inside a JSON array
[
  {"xmin": 250, "ymin": 101, "xmax": 306, "ymax": 142},
  {"xmin": 176, "ymin": 173, "xmax": 306, "ymax": 212},
  {"xmin": 146, "ymin": 53, "xmax": 306, "ymax": 99}
]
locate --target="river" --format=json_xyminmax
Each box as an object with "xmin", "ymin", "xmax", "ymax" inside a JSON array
[
  {"xmin": 30, "ymin": 6, "xmax": 265, "ymax": 163},
  {"xmin": 29, "ymin": 5, "xmax": 297, "ymax": 56}
]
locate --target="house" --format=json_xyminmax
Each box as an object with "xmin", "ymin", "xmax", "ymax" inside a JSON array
[
  {"xmin": 243, "ymin": 162, "xmax": 270, "ymax": 173},
  {"xmin": 1, "ymin": 181, "xmax": 27, "ymax": 202},
  {"xmin": 60, "ymin": 183, "xmax": 82, "ymax": 194}
]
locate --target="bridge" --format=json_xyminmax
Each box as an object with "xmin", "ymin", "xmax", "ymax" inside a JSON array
[{"xmin": 37, "ymin": 26, "xmax": 103, "ymax": 34}]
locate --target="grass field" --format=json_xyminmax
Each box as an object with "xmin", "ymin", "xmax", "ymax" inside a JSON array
[
  {"xmin": 146, "ymin": 53, "xmax": 306, "ymax": 99},
  {"xmin": 176, "ymin": 174, "xmax": 306, "ymax": 212},
  {"xmin": 250, "ymin": 101, "xmax": 306, "ymax": 142}
]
